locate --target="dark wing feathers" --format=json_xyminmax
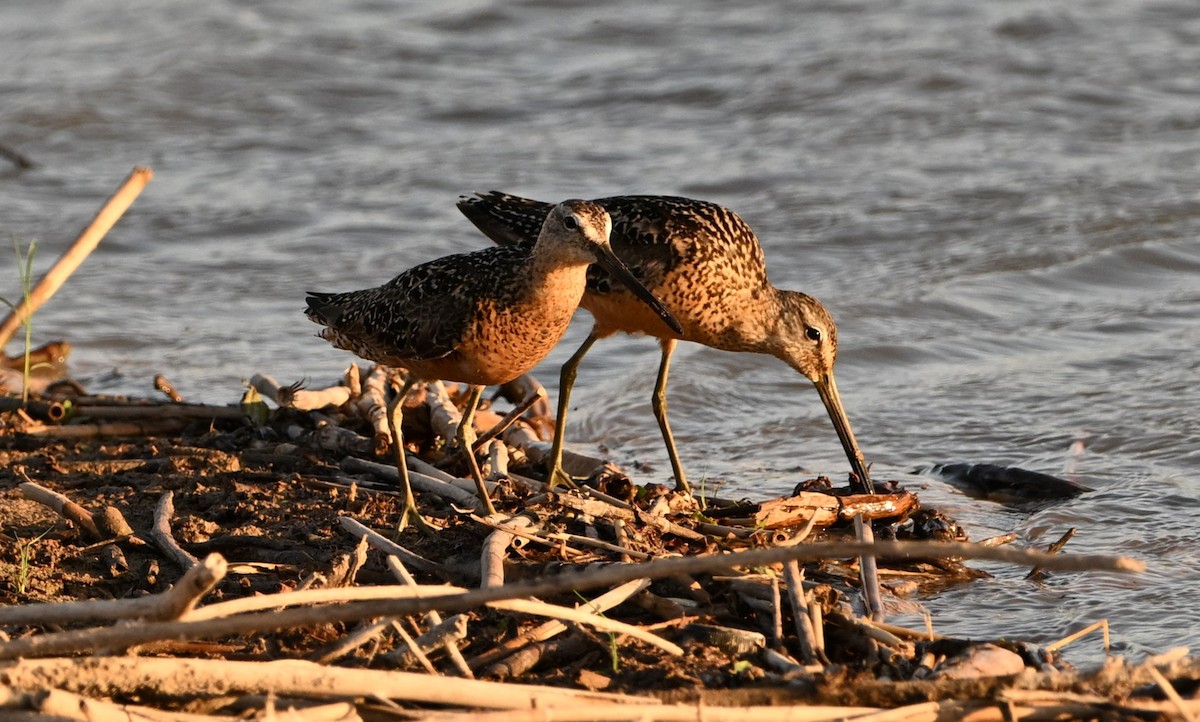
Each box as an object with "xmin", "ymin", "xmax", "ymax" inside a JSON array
[
  {"xmin": 305, "ymin": 245, "xmax": 532, "ymax": 362},
  {"xmin": 457, "ymin": 191, "xmax": 764, "ymax": 295}
]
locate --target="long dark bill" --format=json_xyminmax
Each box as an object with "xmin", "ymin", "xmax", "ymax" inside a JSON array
[
  {"xmin": 592, "ymin": 245, "xmax": 684, "ymax": 334},
  {"xmin": 813, "ymin": 371, "xmax": 875, "ymax": 495}
]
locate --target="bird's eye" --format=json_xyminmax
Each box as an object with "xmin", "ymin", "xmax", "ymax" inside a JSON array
[
  {"xmin": 805, "ymin": 326, "xmax": 822, "ymax": 342},
  {"xmin": 563, "ymin": 215, "xmax": 580, "ymax": 231}
]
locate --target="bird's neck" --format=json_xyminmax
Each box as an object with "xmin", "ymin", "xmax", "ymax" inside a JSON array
[{"xmin": 526, "ymin": 249, "xmax": 590, "ymax": 312}]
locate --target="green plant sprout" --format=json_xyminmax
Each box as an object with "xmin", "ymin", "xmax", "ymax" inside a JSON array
[
  {"xmin": 14, "ymin": 526, "xmax": 53, "ymax": 596},
  {"xmin": 0, "ymin": 237, "xmax": 38, "ymax": 405}
]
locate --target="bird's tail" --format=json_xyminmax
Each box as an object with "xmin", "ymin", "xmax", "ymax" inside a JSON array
[{"xmin": 456, "ymin": 191, "xmax": 553, "ymax": 247}]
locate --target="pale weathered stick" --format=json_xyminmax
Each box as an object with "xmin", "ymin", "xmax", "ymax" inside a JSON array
[
  {"xmin": 337, "ymin": 516, "xmax": 443, "ymax": 574},
  {"xmin": 341, "ymin": 456, "xmax": 488, "ymax": 508},
  {"xmin": 500, "ymin": 421, "xmax": 614, "ymax": 481},
  {"xmin": 150, "ymin": 491, "xmax": 199, "ymax": 570},
  {"xmin": 0, "ymin": 540, "xmax": 1143, "ymax": 660},
  {"xmin": 480, "ymin": 516, "xmax": 534, "ymax": 589},
  {"xmin": 0, "ymin": 684, "xmax": 246, "ymax": 722},
  {"xmin": 855, "ymin": 514, "xmax": 884, "ymax": 622},
  {"xmin": 385, "ymin": 556, "xmax": 474, "ymax": 678},
  {"xmin": 249, "ymin": 373, "xmax": 355, "ymax": 411},
  {"xmin": 387, "ymin": 614, "xmax": 470, "ymax": 670},
  {"xmin": 355, "ymin": 364, "xmax": 392, "ymax": 443},
  {"xmin": 307, "ymin": 616, "xmax": 395, "ymax": 666},
  {"xmin": 0, "ymin": 167, "xmax": 153, "ymax": 349},
  {"xmin": 18, "ymin": 481, "xmax": 102, "ymax": 539},
  {"xmin": 0, "ymin": 554, "xmax": 226, "ymax": 626},
  {"xmin": 467, "ymin": 578, "xmax": 652, "ymax": 672},
  {"xmin": 470, "ymin": 385, "xmax": 547, "ymax": 452},
  {"xmin": 73, "ymin": 404, "xmax": 245, "ymax": 420},
  {"xmin": 784, "ymin": 561, "xmax": 818, "ymax": 665},
  {"xmin": 21, "ymin": 419, "xmax": 187, "ymax": 438},
  {"xmin": 417, "ymin": 701, "xmax": 887, "ymax": 722},
  {"xmin": 182, "ymin": 582, "xmax": 681, "ymax": 657},
  {"xmin": 0, "ymin": 657, "xmax": 648, "ymax": 709}
]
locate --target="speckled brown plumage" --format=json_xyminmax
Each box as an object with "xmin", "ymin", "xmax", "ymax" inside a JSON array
[
  {"xmin": 306, "ymin": 199, "xmax": 681, "ymax": 515},
  {"xmin": 307, "ymin": 200, "xmax": 615, "ymax": 387},
  {"xmin": 457, "ymin": 191, "xmax": 872, "ymax": 494}
]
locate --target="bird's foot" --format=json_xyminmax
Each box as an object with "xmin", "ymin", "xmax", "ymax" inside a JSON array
[
  {"xmin": 546, "ymin": 465, "xmax": 579, "ymax": 491},
  {"xmin": 396, "ymin": 501, "xmax": 436, "ymax": 536}
]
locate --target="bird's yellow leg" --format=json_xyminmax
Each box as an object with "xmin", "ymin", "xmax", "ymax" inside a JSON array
[
  {"xmin": 547, "ymin": 332, "xmax": 599, "ymax": 489},
  {"xmin": 651, "ymin": 338, "xmax": 691, "ymax": 494},
  {"xmin": 458, "ymin": 384, "xmax": 498, "ymax": 515},
  {"xmin": 386, "ymin": 378, "xmax": 434, "ymax": 533}
]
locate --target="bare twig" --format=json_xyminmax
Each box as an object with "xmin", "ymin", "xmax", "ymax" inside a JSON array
[
  {"xmin": 480, "ymin": 516, "xmax": 534, "ymax": 589},
  {"xmin": 0, "ymin": 540, "xmax": 1142, "ymax": 660},
  {"xmin": 0, "ymin": 554, "xmax": 226, "ymax": 626},
  {"xmin": 337, "ymin": 516, "xmax": 444, "ymax": 575},
  {"xmin": 18, "ymin": 481, "xmax": 102, "ymax": 540},
  {"xmin": 0, "ymin": 167, "xmax": 152, "ymax": 349},
  {"xmin": 0, "ymin": 656, "xmax": 649, "ymax": 709},
  {"xmin": 467, "ymin": 578, "xmax": 652, "ymax": 672},
  {"xmin": 150, "ymin": 491, "xmax": 199, "ymax": 570}
]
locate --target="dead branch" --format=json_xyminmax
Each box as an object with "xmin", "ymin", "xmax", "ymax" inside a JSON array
[
  {"xmin": 480, "ymin": 516, "xmax": 534, "ymax": 589},
  {"xmin": 468, "ymin": 579, "xmax": 651, "ymax": 672},
  {"xmin": 0, "ymin": 167, "xmax": 152, "ymax": 350},
  {"xmin": 18, "ymin": 482, "xmax": 102, "ymax": 540},
  {"xmin": 0, "ymin": 657, "xmax": 649, "ymax": 709},
  {"xmin": 19, "ymin": 419, "xmax": 187, "ymax": 438},
  {"xmin": 0, "ymin": 540, "xmax": 1142, "ymax": 661},
  {"xmin": 340, "ymin": 456, "xmax": 487, "ymax": 509},
  {"xmin": 337, "ymin": 516, "xmax": 444, "ymax": 575},
  {"xmin": 0, "ymin": 554, "xmax": 226, "ymax": 625},
  {"xmin": 151, "ymin": 491, "xmax": 199, "ymax": 570}
]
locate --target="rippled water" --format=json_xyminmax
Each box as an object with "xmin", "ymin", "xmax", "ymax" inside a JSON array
[{"xmin": 3, "ymin": 0, "xmax": 1198, "ymax": 664}]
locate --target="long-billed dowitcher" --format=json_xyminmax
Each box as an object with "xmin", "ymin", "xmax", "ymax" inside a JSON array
[
  {"xmin": 458, "ymin": 192, "xmax": 873, "ymax": 495},
  {"xmin": 306, "ymin": 199, "xmax": 682, "ymax": 520}
]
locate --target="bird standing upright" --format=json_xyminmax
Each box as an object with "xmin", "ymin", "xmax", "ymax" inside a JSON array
[
  {"xmin": 458, "ymin": 192, "xmax": 873, "ymax": 495},
  {"xmin": 306, "ymin": 199, "xmax": 682, "ymax": 523}
]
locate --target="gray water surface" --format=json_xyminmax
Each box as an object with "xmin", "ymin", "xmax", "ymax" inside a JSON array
[{"xmin": 3, "ymin": 0, "xmax": 1198, "ymax": 664}]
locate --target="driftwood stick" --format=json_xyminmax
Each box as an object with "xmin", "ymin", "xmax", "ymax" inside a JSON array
[
  {"xmin": 480, "ymin": 516, "xmax": 534, "ymax": 589},
  {"xmin": 471, "ymin": 385, "xmax": 548, "ymax": 453},
  {"xmin": 0, "ymin": 685, "xmax": 245, "ymax": 721},
  {"xmin": 0, "ymin": 167, "xmax": 152, "ymax": 350},
  {"xmin": 306, "ymin": 616, "xmax": 395, "ymax": 666},
  {"xmin": 467, "ymin": 579, "xmax": 652, "ymax": 671},
  {"xmin": 336, "ymin": 516, "xmax": 443, "ymax": 574},
  {"xmin": 150, "ymin": 492, "xmax": 199, "ymax": 570},
  {"xmin": 390, "ymin": 620, "xmax": 440, "ymax": 675},
  {"xmin": 72, "ymin": 403, "xmax": 245, "ymax": 421},
  {"xmin": 0, "ymin": 554, "xmax": 226, "ymax": 626},
  {"xmin": 153, "ymin": 373, "xmax": 184, "ymax": 402},
  {"xmin": 0, "ymin": 656, "xmax": 648, "ymax": 709},
  {"xmin": 356, "ymin": 364, "xmax": 393, "ymax": 444},
  {"xmin": 855, "ymin": 514, "xmax": 884, "ymax": 621},
  {"xmin": 341, "ymin": 457, "xmax": 488, "ymax": 508},
  {"xmin": 500, "ymin": 422, "xmax": 615, "ymax": 481},
  {"xmin": 288, "ymin": 384, "xmax": 354, "ymax": 411},
  {"xmin": 20, "ymin": 419, "xmax": 188, "ymax": 438},
  {"xmin": 487, "ymin": 440, "xmax": 510, "ymax": 481},
  {"xmin": 385, "ymin": 557, "xmax": 473, "ymax": 678},
  {"xmin": 180, "ymin": 582, "xmax": 681, "ymax": 657},
  {"xmin": 784, "ymin": 561, "xmax": 819, "ymax": 665},
  {"xmin": 484, "ymin": 633, "xmax": 592, "ymax": 681},
  {"xmin": 417, "ymin": 701, "xmax": 884, "ymax": 722},
  {"xmin": 468, "ymin": 515, "xmax": 587, "ymax": 560},
  {"xmin": 0, "ymin": 541, "xmax": 1142, "ymax": 661},
  {"xmin": 387, "ymin": 614, "xmax": 470, "ymax": 669},
  {"xmin": 18, "ymin": 481, "xmax": 102, "ymax": 540},
  {"xmin": 1026, "ymin": 527, "xmax": 1076, "ymax": 581}
]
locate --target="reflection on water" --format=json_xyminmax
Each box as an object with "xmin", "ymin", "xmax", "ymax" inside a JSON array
[{"xmin": 2, "ymin": 0, "xmax": 1198, "ymax": 663}]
